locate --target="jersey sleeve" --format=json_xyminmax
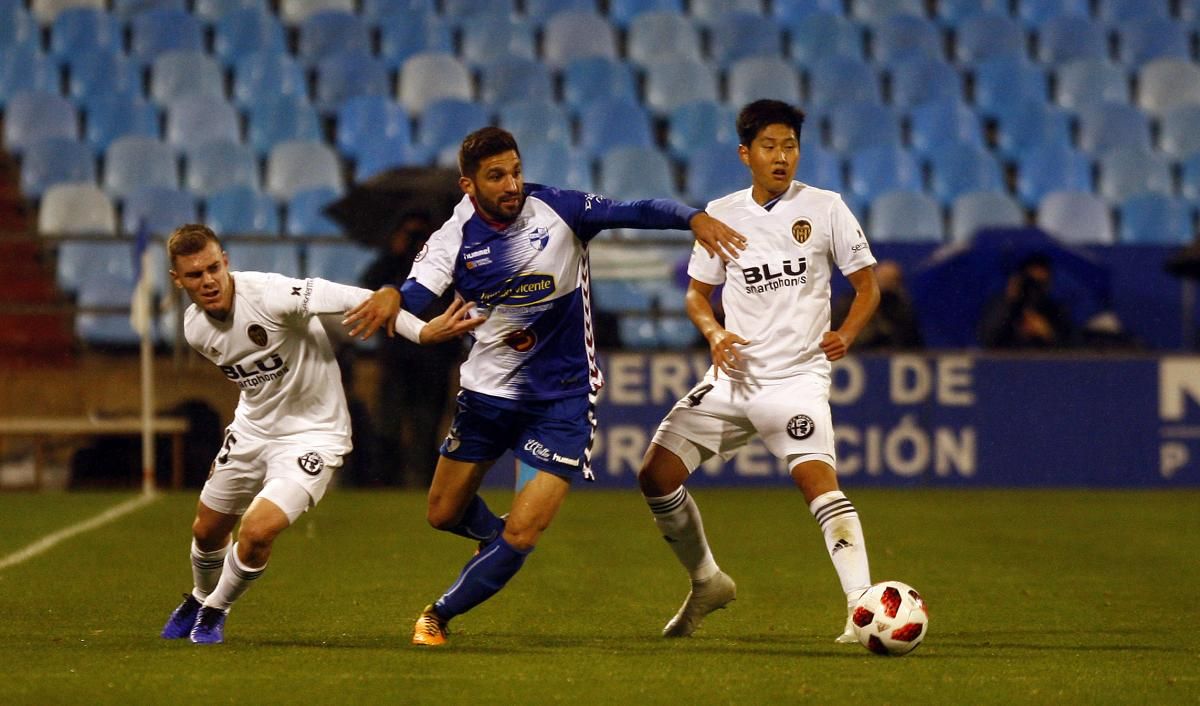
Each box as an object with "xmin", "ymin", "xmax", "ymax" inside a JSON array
[
  {"xmin": 407, "ymin": 217, "xmax": 461, "ymax": 298},
  {"xmin": 260, "ymin": 274, "xmax": 372, "ymax": 319},
  {"xmin": 537, "ymin": 186, "xmax": 700, "ymax": 242},
  {"xmin": 685, "ymin": 241, "xmax": 726, "ymax": 285},
  {"xmin": 828, "ymin": 197, "xmax": 877, "ymax": 276}
]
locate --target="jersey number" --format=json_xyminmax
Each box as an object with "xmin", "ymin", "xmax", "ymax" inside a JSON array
[
  {"xmin": 685, "ymin": 383, "xmax": 714, "ymax": 408},
  {"xmin": 217, "ymin": 431, "xmax": 237, "ymax": 465}
]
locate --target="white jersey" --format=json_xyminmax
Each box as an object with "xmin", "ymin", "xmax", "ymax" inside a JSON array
[
  {"xmin": 690, "ymin": 182, "xmax": 876, "ymax": 383},
  {"xmin": 184, "ymin": 271, "xmax": 371, "ymax": 453}
]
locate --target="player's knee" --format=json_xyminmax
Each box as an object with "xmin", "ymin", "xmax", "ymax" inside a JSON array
[
  {"xmin": 236, "ymin": 519, "xmax": 279, "ymax": 552},
  {"xmin": 426, "ymin": 504, "xmax": 459, "ymax": 531},
  {"xmin": 637, "ymin": 447, "xmax": 687, "ymax": 497},
  {"xmin": 192, "ymin": 515, "xmax": 228, "ymax": 549},
  {"xmin": 501, "ymin": 523, "xmax": 545, "ymax": 552}
]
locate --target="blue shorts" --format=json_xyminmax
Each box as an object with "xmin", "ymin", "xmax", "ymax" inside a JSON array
[{"xmin": 440, "ymin": 390, "xmax": 596, "ymax": 480}]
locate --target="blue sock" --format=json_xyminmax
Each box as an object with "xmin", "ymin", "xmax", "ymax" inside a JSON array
[
  {"xmin": 434, "ymin": 536, "xmax": 531, "ymax": 619},
  {"xmin": 444, "ymin": 495, "xmax": 504, "ymax": 544}
]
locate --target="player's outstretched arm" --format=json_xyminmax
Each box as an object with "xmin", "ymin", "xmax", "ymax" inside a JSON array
[
  {"xmin": 343, "ymin": 287, "xmax": 401, "ymax": 340},
  {"xmin": 686, "ymin": 279, "xmax": 748, "ymax": 379},
  {"xmin": 419, "ymin": 296, "xmax": 486, "ymax": 344},
  {"xmin": 820, "ymin": 265, "xmax": 880, "ymax": 361},
  {"xmin": 689, "ymin": 212, "xmax": 747, "ymax": 263}
]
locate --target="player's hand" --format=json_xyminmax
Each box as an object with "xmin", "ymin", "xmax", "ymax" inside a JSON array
[
  {"xmin": 707, "ymin": 328, "xmax": 749, "ymax": 379},
  {"xmin": 690, "ymin": 212, "xmax": 747, "ymax": 262},
  {"xmin": 343, "ymin": 287, "xmax": 401, "ymax": 340},
  {"xmin": 820, "ymin": 330, "xmax": 851, "ymax": 361},
  {"xmin": 420, "ymin": 296, "xmax": 486, "ymax": 344}
]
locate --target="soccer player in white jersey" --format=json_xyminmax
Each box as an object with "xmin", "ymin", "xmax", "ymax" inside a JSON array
[
  {"xmin": 637, "ymin": 100, "xmax": 882, "ymax": 642},
  {"xmin": 158, "ymin": 224, "xmax": 481, "ymax": 644},
  {"xmin": 344, "ymin": 127, "xmax": 746, "ymax": 645}
]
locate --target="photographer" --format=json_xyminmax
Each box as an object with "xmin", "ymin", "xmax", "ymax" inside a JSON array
[{"xmin": 978, "ymin": 253, "xmax": 1076, "ymax": 349}]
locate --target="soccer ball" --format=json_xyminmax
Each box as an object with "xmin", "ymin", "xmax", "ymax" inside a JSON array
[{"xmin": 850, "ymin": 581, "xmax": 929, "ymax": 656}]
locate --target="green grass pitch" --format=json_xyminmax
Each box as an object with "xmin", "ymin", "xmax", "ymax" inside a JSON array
[{"xmin": 1, "ymin": 488, "xmax": 1197, "ymax": 704}]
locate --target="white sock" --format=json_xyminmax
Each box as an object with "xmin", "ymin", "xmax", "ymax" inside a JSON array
[
  {"xmin": 646, "ymin": 487, "xmax": 719, "ymax": 582},
  {"xmin": 190, "ymin": 540, "xmax": 228, "ymax": 602},
  {"xmin": 809, "ymin": 490, "xmax": 871, "ymax": 605},
  {"xmin": 202, "ymin": 542, "xmax": 267, "ymax": 612}
]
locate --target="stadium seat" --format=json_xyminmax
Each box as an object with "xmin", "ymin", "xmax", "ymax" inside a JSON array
[
  {"xmin": 478, "ymin": 56, "xmax": 553, "ymax": 108},
  {"xmin": 0, "ymin": 3, "xmax": 36, "ymax": 50},
  {"xmin": 971, "ymin": 56, "xmax": 1048, "ymax": 118},
  {"xmin": 104, "ymin": 136, "xmax": 179, "ymax": 199},
  {"xmin": 21, "ymin": 137, "xmax": 95, "ymax": 197},
  {"xmin": 626, "ymin": 11, "xmax": 700, "ymax": 67},
  {"xmin": 224, "ymin": 241, "xmax": 302, "ymax": 276},
  {"xmin": 591, "ymin": 279, "xmax": 653, "ymax": 313},
  {"xmin": 306, "ymin": 242, "xmax": 376, "ymax": 283},
  {"xmin": 808, "ymin": 56, "xmax": 881, "ymax": 108},
  {"xmin": 353, "ymin": 135, "xmax": 423, "ymax": 179},
  {"xmin": 868, "ymin": 190, "xmax": 945, "ymax": 243},
  {"xmin": 561, "ymin": 57, "xmax": 637, "ymax": 113},
  {"xmin": 827, "ymin": 101, "xmax": 901, "ymax": 154},
  {"xmin": 265, "ymin": 140, "xmax": 343, "ymax": 201},
  {"xmin": 848, "ymin": 0, "xmax": 924, "ymax": 25},
  {"xmin": 542, "ymin": 10, "xmax": 617, "ymax": 69},
  {"xmin": 165, "ymin": 95, "xmax": 241, "ymax": 154},
  {"xmin": 49, "ymin": 8, "xmax": 120, "ymax": 62},
  {"xmin": 233, "ymin": 51, "xmax": 308, "ymax": 108},
  {"xmin": 38, "ymin": 183, "xmax": 117, "ymax": 235},
  {"xmin": 113, "ymin": 0, "xmax": 184, "ymax": 19},
  {"xmin": 397, "ymin": 53, "xmax": 473, "ymax": 116},
  {"xmin": 1015, "ymin": 143, "xmax": 1093, "ymax": 207},
  {"xmin": 657, "ymin": 317, "xmax": 699, "ymax": 348},
  {"xmin": 213, "ymin": 9, "xmax": 286, "ymax": 66},
  {"xmin": 1117, "ymin": 193, "xmax": 1193, "ymax": 245},
  {"xmin": 498, "ymin": 99, "xmax": 571, "ymax": 148},
  {"xmin": 689, "ymin": 0, "xmax": 761, "ymax": 24},
  {"xmin": 524, "ymin": 0, "xmax": 594, "ymax": 26},
  {"xmin": 297, "ymin": 10, "xmax": 370, "ymax": 65},
  {"xmin": 56, "ymin": 241, "xmax": 133, "ymax": 296},
  {"xmin": 0, "ymin": 46, "xmax": 59, "ymax": 109},
  {"xmin": 67, "ymin": 50, "xmax": 141, "ymax": 106},
  {"xmin": 413, "ymin": 98, "xmax": 489, "ymax": 162},
  {"xmin": 643, "ymin": 58, "xmax": 719, "ymax": 116},
  {"xmin": 1016, "ymin": 0, "xmax": 1088, "ymax": 26},
  {"xmin": 1116, "ymin": 17, "xmax": 1188, "ymax": 68},
  {"xmin": 1054, "ymin": 59, "xmax": 1130, "ymax": 112},
  {"xmin": 76, "ymin": 274, "xmax": 141, "ymax": 346},
  {"xmin": 936, "ymin": 0, "xmax": 1005, "ymax": 27},
  {"xmin": 377, "ymin": 12, "xmax": 452, "ymax": 69},
  {"xmin": 205, "ymin": 185, "xmax": 280, "ymax": 236},
  {"xmin": 1035, "ymin": 15, "xmax": 1107, "ymax": 65},
  {"xmin": 684, "ymin": 143, "xmax": 743, "ymax": 206},
  {"xmin": 122, "ymin": 185, "xmax": 198, "ymax": 235},
  {"xmin": 927, "ymin": 143, "xmax": 1004, "ymax": 205},
  {"xmin": 1096, "ymin": 147, "xmax": 1172, "ymax": 202},
  {"xmin": 1036, "ymin": 190, "xmax": 1114, "ymax": 244},
  {"xmin": 150, "ymin": 50, "xmax": 225, "ymax": 104},
  {"xmin": 872, "ymin": 13, "xmax": 942, "ymax": 63},
  {"xmin": 992, "ymin": 99, "xmax": 1072, "ymax": 160},
  {"xmin": 709, "ymin": 11, "xmax": 783, "ymax": 67},
  {"xmin": 607, "ymin": 0, "xmax": 681, "ymax": 27},
  {"xmin": 30, "ymin": 0, "xmax": 104, "ymax": 25},
  {"xmin": 129, "ymin": 9, "xmax": 204, "ymax": 64},
  {"xmin": 1137, "ymin": 59, "xmax": 1200, "ymax": 116},
  {"xmin": 907, "ymin": 99, "xmax": 984, "ymax": 158},
  {"xmin": 1076, "ymin": 102, "xmax": 1151, "ymax": 156},
  {"xmin": 727, "ymin": 57, "xmax": 801, "ymax": 108},
  {"xmin": 1096, "ymin": 0, "xmax": 1169, "ymax": 24},
  {"xmin": 194, "ymin": 0, "xmax": 267, "ymax": 21},
  {"xmin": 579, "ymin": 97, "xmax": 654, "ymax": 159},
  {"xmin": 666, "ymin": 100, "xmax": 735, "ymax": 161},
  {"xmin": 335, "ymin": 94, "xmax": 412, "ymax": 161},
  {"xmin": 954, "ymin": 12, "xmax": 1027, "ymax": 64},
  {"xmin": 599, "ymin": 148, "xmax": 679, "ymax": 201},
  {"xmin": 247, "ymin": 94, "xmax": 322, "ymax": 155},
  {"xmin": 949, "ymin": 190, "xmax": 1025, "ymax": 242},
  {"xmin": 185, "ymin": 140, "xmax": 260, "ymax": 198},
  {"xmin": 278, "ymin": 0, "xmax": 354, "ymax": 25},
  {"xmin": 788, "ymin": 12, "xmax": 865, "ymax": 69},
  {"xmin": 461, "ymin": 15, "xmax": 535, "ymax": 66},
  {"xmin": 3, "ymin": 91, "xmax": 78, "ymax": 154},
  {"xmin": 846, "ymin": 144, "xmax": 922, "ymax": 206},
  {"xmin": 286, "ymin": 187, "xmax": 342, "ymax": 236},
  {"xmin": 888, "ymin": 57, "xmax": 963, "ymax": 110},
  {"xmin": 796, "ymin": 141, "xmax": 844, "ymax": 193},
  {"xmin": 440, "ymin": 0, "xmax": 514, "ymax": 28},
  {"xmin": 517, "ymin": 140, "xmax": 594, "ymax": 192},
  {"xmin": 1157, "ymin": 104, "xmax": 1200, "ymax": 159},
  {"xmin": 315, "ymin": 50, "xmax": 390, "ymax": 113}
]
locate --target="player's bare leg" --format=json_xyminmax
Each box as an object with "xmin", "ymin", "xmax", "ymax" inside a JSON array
[
  {"xmin": 639, "ymin": 442, "xmax": 735, "ymax": 638},
  {"xmin": 426, "ymin": 456, "xmax": 504, "ymax": 545},
  {"xmin": 161, "ymin": 501, "xmax": 238, "ymax": 639}
]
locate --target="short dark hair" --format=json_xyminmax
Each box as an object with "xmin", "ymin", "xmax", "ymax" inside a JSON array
[
  {"xmin": 736, "ymin": 100, "xmax": 806, "ymax": 147},
  {"xmin": 167, "ymin": 223, "xmax": 222, "ymax": 266},
  {"xmin": 458, "ymin": 126, "xmax": 520, "ymax": 178}
]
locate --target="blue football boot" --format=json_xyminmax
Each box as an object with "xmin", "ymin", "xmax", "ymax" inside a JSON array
[
  {"xmin": 160, "ymin": 594, "xmax": 202, "ymax": 639},
  {"xmin": 189, "ymin": 606, "xmax": 227, "ymax": 644}
]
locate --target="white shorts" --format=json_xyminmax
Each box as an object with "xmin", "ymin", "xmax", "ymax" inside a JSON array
[
  {"xmin": 199, "ymin": 428, "xmax": 342, "ymax": 523},
  {"xmin": 652, "ymin": 372, "xmax": 836, "ymax": 473}
]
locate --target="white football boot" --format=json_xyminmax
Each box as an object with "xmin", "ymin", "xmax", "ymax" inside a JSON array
[{"xmin": 662, "ymin": 571, "xmax": 736, "ymax": 638}]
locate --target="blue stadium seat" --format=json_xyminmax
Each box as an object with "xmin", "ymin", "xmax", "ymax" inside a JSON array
[
  {"xmin": 524, "ymin": 0, "xmax": 594, "ymax": 26},
  {"xmin": 165, "ymin": 95, "xmax": 241, "ymax": 154},
  {"xmin": 49, "ymin": 8, "xmax": 121, "ymax": 62},
  {"xmin": 666, "ymin": 100, "xmax": 735, "ymax": 160},
  {"xmin": 286, "ymin": 187, "xmax": 343, "ymax": 236},
  {"xmin": 354, "ymin": 135, "xmax": 423, "ymax": 178},
  {"xmin": 517, "ymin": 140, "xmax": 594, "ymax": 192},
  {"xmin": 1117, "ymin": 193, "xmax": 1193, "ymax": 245},
  {"xmin": 233, "ymin": 51, "xmax": 308, "ymax": 108},
  {"xmin": 265, "ymin": 140, "xmax": 344, "ymax": 201},
  {"xmin": 847, "ymin": 144, "xmax": 921, "ymax": 205},
  {"xmin": 579, "ymin": 97, "xmax": 654, "ymax": 159},
  {"xmin": 129, "ymin": 9, "xmax": 204, "ymax": 64},
  {"xmin": 297, "ymin": 10, "xmax": 370, "ymax": 65},
  {"xmin": 38, "ymin": 183, "xmax": 116, "ymax": 235},
  {"xmin": 992, "ymin": 99, "xmax": 1072, "ymax": 160},
  {"xmin": 1015, "ymin": 143, "xmax": 1093, "ymax": 207},
  {"xmin": 927, "ymin": 143, "xmax": 1004, "ymax": 205},
  {"xmin": 949, "ymin": 190, "xmax": 1025, "ymax": 242},
  {"xmin": 306, "ymin": 242, "xmax": 376, "ymax": 283},
  {"xmin": 335, "ymin": 94, "xmax": 412, "ymax": 161},
  {"xmin": 1054, "ymin": 59, "xmax": 1130, "ymax": 112},
  {"xmin": 0, "ymin": 2, "xmax": 36, "ymax": 51},
  {"xmin": 498, "ymin": 99, "xmax": 571, "ymax": 148},
  {"xmin": 224, "ymin": 241, "xmax": 301, "ymax": 277},
  {"xmin": 1016, "ymin": 0, "xmax": 1088, "ymax": 26},
  {"xmin": 315, "ymin": 50, "xmax": 390, "ymax": 113},
  {"xmin": 971, "ymin": 56, "xmax": 1048, "ymax": 118},
  {"xmin": 247, "ymin": 94, "xmax": 322, "ymax": 155},
  {"xmin": 440, "ymin": 0, "xmax": 514, "ymax": 28},
  {"xmin": 1181, "ymin": 153, "xmax": 1200, "ymax": 207},
  {"xmin": 3, "ymin": 91, "xmax": 78, "ymax": 154},
  {"xmin": 1097, "ymin": 147, "xmax": 1172, "ymax": 202},
  {"xmin": 56, "ymin": 241, "xmax": 132, "ymax": 296},
  {"xmin": 936, "ymin": 0, "xmax": 1005, "ymax": 27},
  {"xmin": 185, "ymin": 140, "xmax": 260, "ymax": 198},
  {"xmin": 1158, "ymin": 104, "xmax": 1200, "ymax": 159},
  {"xmin": 848, "ymin": 0, "xmax": 924, "ymax": 25},
  {"xmin": 617, "ymin": 316, "xmax": 659, "ymax": 349},
  {"xmin": 888, "ymin": 57, "xmax": 963, "ymax": 109},
  {"xmin": 788, "ymin": 12, "xmax": 865, "ymax": 69},
  {"xmin": 607, "ymin": 0, "xmax": 681, "ymax": 27},
  {"xmin": 1116, "ymin": 17, "xmax": 1189, "ymax": 69},
  {"xmin": 808, "ymin": 56, "xmax": 880, "ymax": 108},
  {"xmin": 1096, "ymin": 0, "xmax": 1169, "ymax": 24},
  {"xmin": 542, "ymin": 10, "xmax": 618, "ymax": 69},
  {"xmin": 213, "ymin": 9, "xmax": 286, "ymax": 66},
  {"xmin": 1137, "ymin": 59, "xmax": 1200, "ymax": 116},
  {"xmin": 599, "ymin": 148, "xmax": 679, "ymax": 201},
  {"xmin": 205, "ymin": 185, "xmax": 280, "ymax": 236},
  {"xmin": 643, "ymin": 58, "xmax": 719, "ymax": 116},
  {"xmin": 21, "ymin": 137, "xmax": 95, "ymax": 197},
  {"xmin": 868, "ymin": 190, "xmax": 945, "ymax": 243},
  {"xmin": 561, "ymin": 57, "xmax": 637, "ymax": 113},
  {"xmin": 413, "ymin": 98, "xmax": 489, "ymax": 162},
  {"xmin": 67, "ymin": 49, "xmax": 141, "ymax": 106},
  {"xmin": 626, "ymin": 10, "xmax": 701, "ymax": 66},
  {"xmin": 31, "ymin": 0, "xmax": 105, "ymax": 25},
  {"xmin": 479, "ymin": 56, "xmax": 553, "ymax": 107},
  {"xmin": 76, "ymin": 274, "xmax": 141, "ymax": 346},
  {"xmin": 378, "ymin": 12, "xmax": 452, "ymax": 69},
  {"xmin": 150, "ymin": 50, "xmax": 225, "ymax": 103},
  {"xmin": 954, "ymin": 12, "xmax": 1027, "ymax": 64},
  {"xmin": 461, "ymin": 15, "xmax": 535, "ymax": 66},
  {"xmin": 796, "ymin": 141, "xmax": 845, "ymax": 193},
  {"xmin": 122, "ymin": 185, "xmax": 198, "ymax": 235},
  {"xmin": 84, "ymin": 93, "xmax": 161, "ymax": 155},
  {"xmin": 194, "ymin": 0, "xmax": 267, "ymax": 21},
  {"xmin": 727, "ymin": 57, "xmax": 801, "ymax": 108},
  {"xmin": 0, "ymin": 47, "xmax": 60, "ymax": 109},
  {"xmin": 398, "ymin": 53, "xmax": 473, "ymax": 115},
  {"xmin": 113, "ymin": 0, "xmax": 184, "ymax": 19},
  {"xmin": 1037, "ymin": 190, "xmax": 1113, "ymax": 244},
  {"xmin": 658, "ymin": 317, "xmax": 699, "ymax": 348},
  {"xmin": 907, "ymin": 99, "xmax": 984, "ymax": 158},
  {"xmin": 709, "ymin": 11, "xmax": 783, "ymax": 67},
  {"xmin": 684, "ymin": 143, "xmax": 744, "ymax": 206},
  {"xmin": 1035, "ymin": 15, "xmax": 1107, "ymax": 65},
  {"xmin": 104, "ymin": 136, "xmax": 179, "ymax": 199},
  {"xmin": 279, "ymin": 0, "xmax": 354, "ymax": 25},
  {"xmin": 591, "ymin": 279, "xmax": 653, "ymax": 313},
  {"xmin": 770, "ymin": 0, "xmax": 843, "ymax": 28},
  {"xmin": 827, "ymin": 101, "xmax": 900, "ymax": 153},
  {"xmin": 1076, "ymin": 101, "xmax": 1151, "ymax": 156},
  {"xmin": 872, "ymin": 13, "xmax": 943, "ymax": 62}
]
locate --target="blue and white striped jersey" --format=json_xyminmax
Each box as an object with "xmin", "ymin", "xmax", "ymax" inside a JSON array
[{"xmin": 401, "ymin": 183, "xmax": 699, "ymax": 401}]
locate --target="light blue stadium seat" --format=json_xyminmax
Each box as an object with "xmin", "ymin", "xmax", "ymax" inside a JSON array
[
  {"xmin": 1137, "ymin": 59, "xmax": 1200, "ymax": 116},
  {"xmin": 598, "ymin": 146, "xmax": 679, "ymax": 201},
  {"xmin": 626, "ymin": 11, "xmax": 700, "ymax": 67},
  {"xmin": 38, "ymin": 182, "xmax": 117, "ymax": 235},
  {"xmin": 1054, "ymin": 59, "xmax": 1130, "ymax": 112},
  {"xmin": 266, "ymin": 140, "xmax": 344, "ymax": 201},
  {"xmin": 524, "ymin": 0, "xmax": 594, "ymax": 26},
  {"xmin": 873, "ymin": 13, "xmax": 942, "ymax": 62},
  {"xmin": 561, "ymin": 57, "xmax": 637, "ymax": 113},
  {"xmin": 517, "ymin": 140, "xmax": 593, "ymax": 192},
  {"xmin": 205, "ymin": 185, "xmax": 280, "ymax": 236},
  {"xmin": 213, "ymin": 9, "xmax": 286, "ymax": 67},
  {"xmin": 607, "ymin": 0, "xmax": 681, "ymax": 27},
  {"xmin": 1096, "ymin": 0, "xmax": 1169, "ymax": 24},
  {"xmin": 710, "ymin": 11, "xmax": 783, "ymax": 67},
  {"xmin": 413, "ymin": 98, "xmax": 488, "ymax": 162},
  {"xmin": 104, "ymin": 136, "xmax": 179, "ymax": 199},
  {"xmin": 847, "ymin": 144, "xmax": 922, "ymax": 206},
  {"xmin": 440, "ymin": 0, "xmax": 514, "ymax": 28},
  {"xmin": 1097, "ymin": 147, "xmax": 1172, "ymax": 202},
  {"xmin": 286, "ymin": 187, "xmax": 343, "ymax": 236},
  {"xmin": 808, "ymin": 56, "xmax": 880, "ymax": 108},
  {"xmin": 971, "ymin": 56, "xmax": 1048, "ymax": 118},
  {"xmin": 727, "ymin": 57, "xmax": 801, "ymax": 108},
  {"xmin": 591, "ymin": 279, "xmax": 653, "ymax": 313},
  {"xmin": 165, "ymin": 95, "xmax": 242, "ymax": 154},
  {"xmin": 618, "ymin": 316, "xmax": 660, "ymax": 349},
  {"xmin": 666, "ymin": 100, "xmax": 735, "ymax": 161},
  {"xmin": 279, "ymin": 0, "xmax": 354, "ymax": 25},
  {"xmin": 955, "ymin": 12, "xmax": 1027, "ymax": 64},
  {"xmin": 796, "ymin": 141, "xmax": 844, "ymax": 193},
  {"xmin": 1158, "ymin": 104, "xmax": 1200, "ymax": 159},
  {"xmin": 233, "ymin": 51, "xmax": 308, "ymax": 108},
  {"xmin": 353, "ymin": 135, "xmax": 423, "ymax": 178},
  {"xmin": 1076, "ymin": 101, "xmax": 1151, "ymax": 156},
  {"xmin": 1118, "ymin": 193, "xmax": 1193, "ymax": 245},
  {"xmin": 378, "ymin": 12, "xmax": 452, "ymax": 69},
  {"xmin": 49, "ymin": 8, "xmax": 121, "ymax": 62},
  {"xmin": 689, "ymin": 0, "xmax": 762, "ymax": 24},
  {"xmin": 1036, "ymin": 15, "xmax": 1106, "ymax": 65},
  {"xmin": 579, "ymin": 97, "xmax": 654, "ymax": 159},
  {"xmin": 247, "ymin": 94, "xmax": 321, "ymax": 155},
  {"xmin": 927, "ymin": 143, "xmax": 1004, "ymax": 205},
  {"xmin": 56, "ymin": 241, "xmax": 131, "ymax": 296},
  {"xmin": 21, "ymin": 137, "xmax": 95, "ymax": 198},
  {"xmin": 770, "ymin": 0, "xmax": 842, "ymax": 27},
  {"xmin": 67, "ymin": 49, "xmax": 141, "ymax": 106},
  {"xmin": 643, "ymin": 58, "xmax": 719, "ymax": 116},
  {"xmin": 868, "ymin": 190, "xmax": 945, "ymax": 243},
  {"xmin": 194, "ymin": 0, "xmax": 266, "ymax": 21},
  {"xmin": 684, "ymin": 143, "xmax": 744, "ymax": 206},
  {"xmin": 908, "ymin": 99, "xmax": 984, "ymax": 158},
  {"xmin": 828, "ymin": 101, "xmax": 900, "ymax": 154},
  {"xmin": 888, "ymin": 56, "xmax": 962, "ymax": 109},
  {"xmin": 76, "ymin": 273, "xmax": 142, "ymax": 346},
  {"xmin": 297, "ymin": 10, "xmax": 370, "ymax": 65},
  {"xmin": 31, "ymin": 0, "xmax": 105, "ymax": 26},
  {"xmin": 129, "ymin": 9, "xmax": 204, "ymax": 64},
  {"xmin": 1036, "ymin": 190, "xmax": 1113, "ymax": 244},
  {"xmin": 479, "ymin": 56, "xmax": 553, "ymax": 107},
  {"xmin": 542, "ymin": 10, "xmax": 617, "ymax": 70},
  {"xmin": 3, "ymin": 91, "xmax": 78, "ymax": 154},
  {"xmin": 1015, "ymin": 143, "xmax": 1093, "ymax": 207},
  {"xmin": 936, "ymin": 0, "xmax": 1005, "ymax": 27},
  {"xmin": 1116, "ymin": 17, "xmax": 1189, "ymax": 69},
  {"xmin": 461, "ymin": 15, "xmax": 535, "ymax": 66},
  {"xmin": 849, "ymin": 0, "xmax": 925, "ymax": 25},
  {"xmin": 315, "ymin": 49, "xmax": 390, "ymax": 113},
  {"xmin": 306, "ymin": 242, "xmax": 376, "ymax": 282},
  {"xmin": 789, "ymin": 12, "xmax": 865, "ymax": 69},
  {"xmin": 1181, "ymin": 153, "xmax": 1200, "ymax": 206},
  {"xmin": 0, "ymin": 46, "xmax": 59, "ymax": 109},
  {"xmin": 185, "ymin": 140, "xmax": 260, "ymax": 198},
  {"xmin": 224, "ymin": 241, "xmax": 301, "ymax": 277},
  {"xmin": 122, "ymin": 185, "xmax": 198, "ymax": 235},
  {"xmin": 950, "ymin": 190, "xmax": 1025, "ymax": 242},
  {"xmin": 658, "ymin": 317, "xmax": 699, "ymax": 347},
  {"xmin": 113, "ymin": 0, "xmax": 184, "ymax": 19},
  {"xmin": 498, "ymin": 99, "xmax": 571, "ymax": 148},
  {"xmin": 1016, "ymin": 0, "xmax": 1088, "ymax": 26},
  {"xmin": 150, "ymin": 50, "xmax": 225, "ymax": 103},
  {"xmin": 992, "ymin": 99, "xmax": 1072, "ymax": 160},
  {"xmin": 0, "ymin": 2, "xmax": 36, "ymax": 51},
  {"xmin": 398, "ymin": 52, "xmax": 473, "ymax": 116},
  {"xmin": 335, "ymin": 94, "xmax": 412, "ymax": 161}
]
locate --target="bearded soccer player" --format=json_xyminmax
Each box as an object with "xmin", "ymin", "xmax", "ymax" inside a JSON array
[
  {"xmin": 636, "ymin": 100, "xmax": 881, "ymax": 641},
  {"xmin": 158, "ymin": 224, "xmax": 481, "ymax": 644},
  {"xmin": 344, "ymin": 126, "xmax": 746, "ymax": 645}
]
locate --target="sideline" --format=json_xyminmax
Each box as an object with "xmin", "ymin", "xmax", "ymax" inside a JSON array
[{"xmin": 0, "ymin": 493, "xmax": 160, "ymax": 572}]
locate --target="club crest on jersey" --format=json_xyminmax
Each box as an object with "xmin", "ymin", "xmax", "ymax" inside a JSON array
[
  {"xmin": 414, "ymin": 242, "xmax": 429, "ymax": 262},
  {"xmin": 297, "ymin": 451, "xmax": 324, "ymax": 475},
  {"xmin": 528, "ymin": 226, "xmax": 549, "ymax": 251},
  {"xmin": 791, "ymin": 219, "xmax": 812, "ymax": 245},
  {"xmin": 787, "ymin": 414, "xmax": 815, "ymax": 440},
  {"xmin": 247, "ymin": 323, "xmax": 268, "ymax": 347},
  {"xmin": 504, "ymin": 328, "xmax": 537, "ymax": 352}
]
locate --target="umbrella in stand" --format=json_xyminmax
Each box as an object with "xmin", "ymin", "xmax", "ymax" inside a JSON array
[{"xmin": 323, "ymin": 167, "xmax": 462, "ymax": 248}]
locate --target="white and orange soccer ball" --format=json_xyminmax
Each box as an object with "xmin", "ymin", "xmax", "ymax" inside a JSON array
[{"xmin": 850, "ymin": 581, "xmax": 929, "ymax": 656}]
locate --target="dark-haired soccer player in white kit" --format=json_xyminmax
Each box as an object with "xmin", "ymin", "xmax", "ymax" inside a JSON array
[
  {"xmin": 158, "ymin": 224, "xmax": 481, "ymax": 644},
  {"xmin": 638, "ymin": 100, "xmax": 881, "ymax": 642}
]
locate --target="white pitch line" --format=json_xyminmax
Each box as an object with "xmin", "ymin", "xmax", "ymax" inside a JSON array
[{"xmin": 0, "ymin": 492, "xmax": 159, "ymax": 572}]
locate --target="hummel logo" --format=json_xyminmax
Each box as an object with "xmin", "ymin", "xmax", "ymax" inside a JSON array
[
  {"xmin": 291, "ymin": 287, "xmax": 301, "ymax": 296},
  {"xmin": 831, "ymin": 538, "xmax": 853, "ymax": 555}
]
